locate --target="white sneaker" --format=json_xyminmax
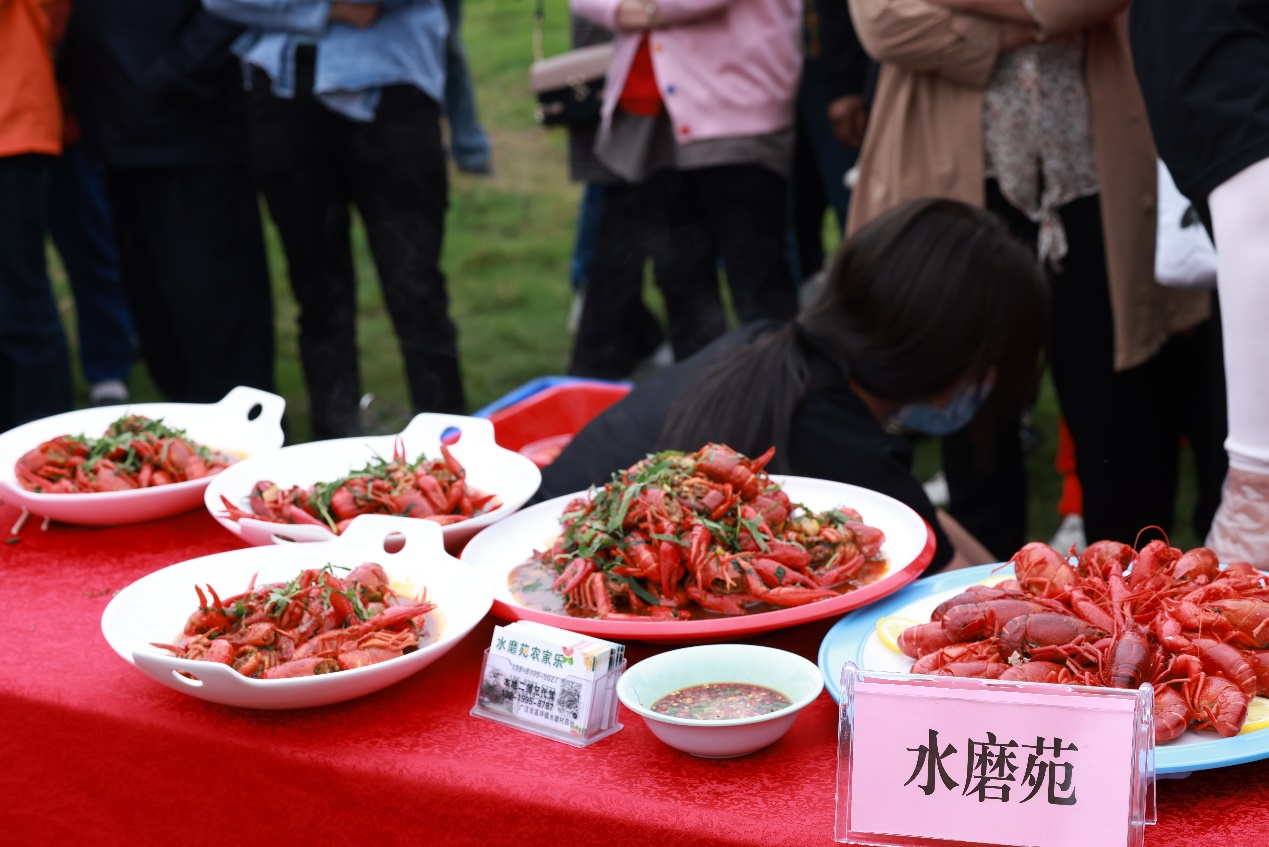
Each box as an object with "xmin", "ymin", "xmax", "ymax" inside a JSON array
[
  {"xmin": 629, "ymin": 340, "xmax": 674, "ymax": 381},
  {"xmin": 923, "ymin": 470, "xmax": 950, "ymax": 508},
  {"xmin": 1049, "ymin": 513, "xmax": 1087, "ymax": 555},
  {"xmin": 89, "ymin": 380, "xmax": 129, "ymax": 407}
]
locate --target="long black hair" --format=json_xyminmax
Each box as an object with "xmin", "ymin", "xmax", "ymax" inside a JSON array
[{"xmin": 655, "ymin": 198, "xmax": 1051, "ymax": 470}]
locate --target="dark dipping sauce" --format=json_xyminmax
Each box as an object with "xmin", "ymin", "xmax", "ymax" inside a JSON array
[
  {"xmin": 651, "ymin": 682, "xmax": 793, "ymax": 720},
  {"xmin": 507, "ymin": 557, "xmax": 889, "ymax": 620}
]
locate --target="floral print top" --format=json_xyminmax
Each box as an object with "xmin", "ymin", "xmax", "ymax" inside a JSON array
[{"xmin": 983, "ymin": 33, "xmax": 1100, "ymax": 267}]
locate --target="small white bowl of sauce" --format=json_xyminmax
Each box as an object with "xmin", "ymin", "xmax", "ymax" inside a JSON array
[{"xmin": 616, "ymin": 644, "xmax": 824, "ymax": 758}]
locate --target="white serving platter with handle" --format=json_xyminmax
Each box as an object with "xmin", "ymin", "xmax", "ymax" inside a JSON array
[
  {"xmin": 0, "ymin": 386, "xmax": 285, "ymax": 526},
  {"xmin": 203, "ymin": 413, "xmax": 542, "ymax": 554},
  {"xmin": 101, "ymin": 514, "xmax": 493, "ymax": 709}
]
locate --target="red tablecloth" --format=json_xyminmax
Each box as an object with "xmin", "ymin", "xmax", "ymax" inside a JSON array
[{"xmin": 1, "ymin": 502, "xmax": 1266, "ymax": 846}]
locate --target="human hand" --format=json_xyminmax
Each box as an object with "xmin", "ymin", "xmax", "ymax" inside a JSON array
[
  {"xmin": 328, "ymin": 2, "xmax": 381, "ymax": 28},
  {"xmin": 999, "ymin": 20, "xmax": 1035, "ymax": 52},
  {"xmin": 827, "ymin": 95, "xmax": 869, "ymax": 149},
  {"xmin": 615, "ymin": 0, "xmax": 654, "ymax": 32}
]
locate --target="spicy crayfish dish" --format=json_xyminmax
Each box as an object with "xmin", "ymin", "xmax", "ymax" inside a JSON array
[
  {"xmin": 15, "ymin": 415, "xmax": 237, "ymax": 494},
  {"xmin": 509, "ymin": 443, "xmax": 889, "ymax": 621},
  {"xmin": 890, "ymin": 538, "xmax": 1269, "ymax": 742},
  {"xmin": 153, "ymin": 562, "xmax": 439, "ymax": 679},
  {"xmin": 218, "ymin": 438, "xmax": 500, "ymax": 535}
]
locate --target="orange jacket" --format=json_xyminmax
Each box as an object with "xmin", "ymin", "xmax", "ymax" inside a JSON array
[{"xmin": 0, "ymin": 0, "xmax": 62, "ymax": 157}]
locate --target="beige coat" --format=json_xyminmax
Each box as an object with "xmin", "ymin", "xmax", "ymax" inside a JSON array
[{"xmin": 846, "ymin": 0, "xmax": 1209, "ymax": 371}]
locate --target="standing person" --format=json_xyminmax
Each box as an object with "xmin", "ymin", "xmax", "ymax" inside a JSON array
[
  {"xmin": 60, "ymin": 0, "xmax": 276, "ymax": 405},
  {"xmin": 205, "ymin": 0, "xmax": 465, "ymax": 440},
  {"xmin": 442, "ymin": 0, "xmax": 492, "ymax": 175},
  {"xmin": 48, "ymin": 0, "xmax": 136, "ymax": 409},
  {"xmin": 846, "ymin": 0, "xmax": 1212, "ymax": 557},
  {"xmin": 0, "ymin": 0, "xmax": 74, "ymax": 432},
  {"xmin": 47, "ymin": 147, "xmax": 137, "ymax": 408},
  {"xmin": 1131, "ymin": 0, "xmax": 1269, "ymax": 565},
  {"xmin": 564, "ymin": 16, "xmax": 672, "ymax": 379},
  {"xmin": 571, "ymin": 0, "xmax": 803, "ymax": 360}
]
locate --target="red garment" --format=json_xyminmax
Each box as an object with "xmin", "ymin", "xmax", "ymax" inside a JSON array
[
  {"xmin": 0, "ymin": 0, "xmax": 62, "ymax": 157},
  {"xmin": 616, "ymin": 34, "xmax": 663, "ymax": 117}
]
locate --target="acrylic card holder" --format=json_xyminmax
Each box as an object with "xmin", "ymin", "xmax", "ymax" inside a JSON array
[
  {"xmin": 835, "ymin": 663, "xmax": 1155, "ymax": 847},
  {"xmin": 471, "ymin": 623, "xmax": 625, "ymax": 747}
]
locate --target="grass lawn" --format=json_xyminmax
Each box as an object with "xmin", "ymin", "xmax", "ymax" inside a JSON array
[{"xmin": 45, "ymin": 0, "xmax": 1205, "ymax": 551}]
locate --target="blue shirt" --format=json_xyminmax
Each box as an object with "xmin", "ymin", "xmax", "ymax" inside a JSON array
[{"xmin": 202, "ymin": 0, "xmax": 447, "ymax": 121}]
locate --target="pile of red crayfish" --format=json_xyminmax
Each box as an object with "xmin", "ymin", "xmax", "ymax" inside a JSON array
[
  {"xmin": 540, "ymin": 443, "xmax": 887, "ymax": 620},
  {"xmin": 153, "ymin": 563, "xmax": 436, "ymax": 678},
  {"xmin": 16, "ymin": 415, "xmax": 235, "ymax": 493},
  {"xmin": 219, "ymin": 438, "xmax": 499, "ymax": 534},
  {"xmin": 896, "ymin": 539, "xmax": 1269, "ymax": 741}
]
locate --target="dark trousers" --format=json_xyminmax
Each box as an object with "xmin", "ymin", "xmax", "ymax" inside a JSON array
[
  {"xmin": 248, "ymin": 62, "xmax": 462, "ymax": 439},
  {"xmin": 106, "ymin": 163, "xmax": 276, "ymax": 403},
  {"xmin": 944, "ymin": 183, "xmax": 1228, "ymax": 556},
  {"xmin": 48, "ymin": 144, "xmax": 135, "ymax": 386},
  {"xmin": 570, "ymin": 164, "xmax": 795, "ymax": 379},
  {"xmin": 0, "ymin": 154, "xmax": 73, "ymax": 431}
]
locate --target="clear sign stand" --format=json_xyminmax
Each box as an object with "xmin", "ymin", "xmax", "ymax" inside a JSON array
[{"xmin": 835, "ymin": 662, "xmax": 1155, "ymax": 847}]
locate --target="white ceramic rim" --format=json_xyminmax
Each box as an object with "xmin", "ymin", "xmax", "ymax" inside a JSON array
[{"xmin": 617, "ymin": 644, "xmax": 825, "ymax": 727}]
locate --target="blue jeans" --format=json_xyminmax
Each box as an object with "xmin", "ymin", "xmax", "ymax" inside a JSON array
[
  {"xmin": 0, "ymin": 154, "xmax": 73, "ymax": 430},
  {"xmin": 570, "ymin": 182, "xmax": 606, "ymax": 291},
  {"xmin": 48, "ymin": 144, "xmax": 136, "ymax": 386},
  {"xmin": 442, "ymin": 0, "xmax": 491, "ymax": 172}
]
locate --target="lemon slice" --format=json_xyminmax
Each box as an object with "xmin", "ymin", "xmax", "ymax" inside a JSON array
[
  {"xmin": 1240, "ymin": 696, "xmax": 1269, "ymax": 734},
  {"xmin": 977, "ymin": 573, "xmax": 1013, "ymax": 588},
  {"xmin": 875, "ymin": 616, "xmax": 921, "ymax": 654}
]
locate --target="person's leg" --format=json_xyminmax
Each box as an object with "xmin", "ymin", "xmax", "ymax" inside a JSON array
[
  {"xmin": 250, "ymin": 67, "xmax": 360, "ymax": 437},
  {"xmin": 798, "ymin": 54, "xmax": 855, "ymax": 231},
  {"xmin": 1205, "ymin": 155, "xmax": 1269, "ymax": 565},
  {"xmin": 0, "ymin": 154, "xmax": 73, "ymax": 429},
  {"xmin": 692, "ymin": 164, "xmax": 798, "ymax": 325},
  {"xmin": 941, "ymin": 420, "xmax": 1028, "ymax": 560},
  {"xmin": 1047, "ymin": 193, "xmax": 1183, "ymax": 545},
  {"xmin": 47, "ymin": 143, "xmax": 136, "ymax": 400},
  {"xmin": 105, "ymin": 168, "xmax": 187, "ymax": 401},
  {"xmin": 111, "ymin": 165, "xmax": 275, "ymax": 404},
  {"xmin": 350, "ymin": 84, "xmax": 466, "ymax": 415},
  {"xmin": 789, "ymin": 109, "xmax": 825, "ymax": 287},
  {"xmin": 441, "ymin": 0, "xmax": 492, "ymax": 174},
  {"xmin": 571, "ymin": 182, "xmax": 606, "ymax": 293},
  {"xmin": 644, "ymin": 169, "xmax": 725, "ymax": 361},
  {"xmin": 1184, "ymin": 292, "xmax": 1229, "ymax": 540},
  {"xmin": 569, "ymin": 180, "xmax": 666, "ymax": 378}
]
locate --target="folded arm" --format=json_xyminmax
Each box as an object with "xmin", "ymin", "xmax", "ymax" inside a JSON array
[
  {"xmin": 848, "ymin": 0, "xmax": 1004, "ymax": 89},
  {"xmin": 572, "ymin": 0, "xmax": 728, "ymax": 33},
  {"xmin": 924, "ymin": 0, "xmax": 1127, "ymax": 36}
]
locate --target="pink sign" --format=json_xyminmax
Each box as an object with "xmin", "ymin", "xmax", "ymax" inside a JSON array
[{"xmin": 837, "ymin": 669, "xmax": 1153, "ymax": 847}]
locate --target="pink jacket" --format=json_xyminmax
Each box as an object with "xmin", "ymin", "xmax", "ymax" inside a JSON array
[{"xmin": 571, "ymin": 0, "xmax": 802, "ymax": 143}]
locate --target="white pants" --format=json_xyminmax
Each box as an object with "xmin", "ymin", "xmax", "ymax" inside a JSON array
[{"xmin": 1210, "ymin": 155, "xmax": 1269, "ymax": 475}]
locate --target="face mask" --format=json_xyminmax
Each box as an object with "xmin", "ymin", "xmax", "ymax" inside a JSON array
[{"xmin": 892, "ymin": 382, "xmax": 992, "ymax": 437}]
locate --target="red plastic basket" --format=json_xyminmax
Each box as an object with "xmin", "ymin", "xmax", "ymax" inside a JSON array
[{"xmin": 486, "ymin": 381, "xmax": 631, "ymax": 468}]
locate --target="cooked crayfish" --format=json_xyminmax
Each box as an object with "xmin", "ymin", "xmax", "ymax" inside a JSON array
[
  {"xmin": 897, "ymin": 536, "xmax": 1269, "ymax": 742},
  {"xmin": 534, "ymin": 443, "xmax": 888, "ymax": 620},
  {"xmin": 219, "ymin": 438, "xmax": 499, "ymax": 534},
  {"xmin": 152, "ymin": 562, "xmax": 436, "ymax": 678},
  {"xmin": 16, "ymin": 415, "xmax": 234, "ymax": 493}
]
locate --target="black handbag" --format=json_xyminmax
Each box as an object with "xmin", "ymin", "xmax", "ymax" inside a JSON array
[{"xmin": 530, "ymin": 0, "xmax": 612, "ymax": 126}]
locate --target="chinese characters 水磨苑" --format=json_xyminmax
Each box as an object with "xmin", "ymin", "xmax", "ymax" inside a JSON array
[{"xmin": 905, "ymin": 730, "xmax": 1078, "ymax": 805}]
